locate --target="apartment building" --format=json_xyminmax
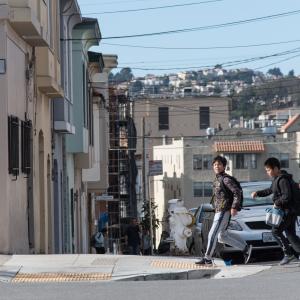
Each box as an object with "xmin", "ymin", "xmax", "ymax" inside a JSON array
[
  {"xmin": 134, "ymin": 96, "xmax": 231, "ymax": 218},
  {"xmin": 0, "ymin": 0, "xmax": 62, "ymax": 254}
]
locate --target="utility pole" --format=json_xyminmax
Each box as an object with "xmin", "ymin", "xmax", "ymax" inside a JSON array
[
  {"xmin": 142, "ymin": 117, "xmax": 153, "ymax": 255},
  {"xmin": 142, "ymin": 117, "xmax": 146, "ymax": 211}
]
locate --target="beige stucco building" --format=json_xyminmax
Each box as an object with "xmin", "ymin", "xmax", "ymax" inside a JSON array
[
  {"xmin": 134, "ymin": 96, "xmax": 231, "ymax": 222},
  {"xmin": 0, "ymin": 0, "xmax": 62, "ymax": 254}
]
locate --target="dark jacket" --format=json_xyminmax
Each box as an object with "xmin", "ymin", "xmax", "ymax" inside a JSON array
[
  {"xmin": 256, "ymin": 171, "xmax": 292, "ymax": 210},
  {"xmin": 213, "ymin": 172, "xmax": 242, "ymax": 212}
]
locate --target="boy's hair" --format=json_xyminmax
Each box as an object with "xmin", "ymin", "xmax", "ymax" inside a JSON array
[
  {"xmin": 264, "ymin": 157, "xmax": 281, "ymax": 169},
  {"xmin": 212, "ymin": 155, "xmax": 227, "ymax": 167}
]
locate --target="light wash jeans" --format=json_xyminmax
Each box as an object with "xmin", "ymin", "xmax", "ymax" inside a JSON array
[{"xmin": 205, "ymin": 210, "xmax": 247, "ymax": 260}]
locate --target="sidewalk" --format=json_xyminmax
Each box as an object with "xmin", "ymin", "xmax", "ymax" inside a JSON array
[{"xmin": 0, "ymin": 254, "xmax": 271, "ymax": 283}]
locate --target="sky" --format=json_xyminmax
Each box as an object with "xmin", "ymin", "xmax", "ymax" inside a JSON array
[{"xmin": 76, "ymin": 0, "xmax": 300, "ymax": 77}]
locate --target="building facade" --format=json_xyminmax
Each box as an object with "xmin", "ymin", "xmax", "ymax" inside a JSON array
[{"xmin": 0, "ymin": 0, "xmax": 62, "ymax": 254}]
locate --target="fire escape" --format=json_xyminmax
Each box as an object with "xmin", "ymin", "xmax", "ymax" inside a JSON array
[{"xmin": 108, "ymin": 89, "xmax": 138, "ymax": 234}]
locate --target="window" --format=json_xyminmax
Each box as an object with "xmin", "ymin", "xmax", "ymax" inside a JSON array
[
  {"xmin": 249, "ymin": 154, "xmax": 257, "ymax": 169},
  {"xmin": 158, "ymin": 107, "xmax": 169, "ymax": 130},
  {"xmin": 203, "ymin": 155, "xmax": 212, "ymax": 170},
  {"xmin": 193, "ymin": 155, "xmax": 202, "ymax": 170},
  {"xmin": 119, "ymin": 175, "xmax": 128, "ymax": 195},
  {"xmin": 199, "ymin": 106, "xmax": 210, "ymax": 129},
  {"xmin": 235, "ymin": 154, "xmax": 257, "ymax": 169},
  {"xmin": 21, "ymin": 120, "xmax": 32, "ymax": 175},
  {"xmin": 193, "ymin": 182, "xmax": 203, "ymax": 197},
  {"xmin": 204, "ymin": 182, "xmax": 213, "ymax": 197},
  {"xmin": 280, "ymin": 153, "xmax": 289, "ymax": 168},
  {"xmin": 8, "ymin": 116, "xmax": 19, "ymax": 178},
  {"xmin": 270, "ymin": 153, "xmax": 289, "ymax": 168},
  {"xmin": 193, "ymin": 182, "xmax": 212, "ymax": 197},
  {"xmin": 236, "ymin": 154, "xmax": 246, "ymax": 169}
]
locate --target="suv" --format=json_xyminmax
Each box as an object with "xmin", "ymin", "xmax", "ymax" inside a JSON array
[{"xmin": 187, "ymin": 181, "xmax": 300, "ymax": 259}]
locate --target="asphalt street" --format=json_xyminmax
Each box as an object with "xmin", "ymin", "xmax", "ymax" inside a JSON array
[{"xmin": 0, "ymin": 262, "xmax": 299, "ymax": 300}]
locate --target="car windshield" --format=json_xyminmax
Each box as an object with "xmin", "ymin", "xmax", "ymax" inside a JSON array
[{"xmin": 242, "ymin": 182, "xmax": 273, "ymax": 207}]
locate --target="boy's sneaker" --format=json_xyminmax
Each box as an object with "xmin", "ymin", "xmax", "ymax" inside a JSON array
[
  {"xmin": 279, "ymin": 254, "xmax": 297, "ymax": 265},
  {"xmin": 243, "ymin": 244, "xmax": 253, "ymax": 264},
  {"xmin": 195, "ymin": 257, "xmax": 213, "ymax": 266}
]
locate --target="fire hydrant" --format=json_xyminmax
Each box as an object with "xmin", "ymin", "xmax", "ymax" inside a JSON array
[{"xmin": 168, "ymin": 199, "xmax": 194, "ymax": 255}]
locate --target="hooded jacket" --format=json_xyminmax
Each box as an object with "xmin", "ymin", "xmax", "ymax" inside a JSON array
[{"xmin": 256, "ymin": 170, "xmax": 292, "ymax": 210}]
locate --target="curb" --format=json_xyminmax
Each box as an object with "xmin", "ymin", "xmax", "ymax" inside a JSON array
[{"xmin": 115, "ymin": 268, "xmax": 220, "ymax": 281}]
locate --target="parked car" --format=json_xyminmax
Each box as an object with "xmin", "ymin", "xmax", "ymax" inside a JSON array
[{"xmin": 187, "ymin": 181, "xmax": 300, "ymax": 260}]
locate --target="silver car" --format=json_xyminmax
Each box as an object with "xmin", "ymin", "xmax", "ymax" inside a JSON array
[{"xmin": 187, "ymin": 181, "xmax": 300, "ymax": 259}]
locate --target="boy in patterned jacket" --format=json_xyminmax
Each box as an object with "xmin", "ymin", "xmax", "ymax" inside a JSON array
[{"xmin": 195, "ymin": 155, "xmax": 252, "ymax": 265}]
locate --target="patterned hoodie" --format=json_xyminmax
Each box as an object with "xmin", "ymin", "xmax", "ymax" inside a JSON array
[{"xmin": 212, "ymin": 172, "xmax": 243, "ymax": 212}]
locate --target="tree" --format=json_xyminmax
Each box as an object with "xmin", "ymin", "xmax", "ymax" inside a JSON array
[
  {"xmin": 267, "ymin": 67, "xmax": 283, "ymax": 77},
  {"xmin": 109, "ymin": 67, "xmax": 134, "ymax": 84},
  {"xmin": 288, "ymin": 69, "xmax": 295, "ymax": 77},
  {"xmin": 140, "ymin": 199, "xmax": 159, "ymax": 232},
  {"xmin": 130, "ymin": 80, "xmax": 143, "ymax": 93}
]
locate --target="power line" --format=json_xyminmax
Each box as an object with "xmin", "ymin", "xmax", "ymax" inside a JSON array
[
  {"xmin": 84, "ymin": 0, "xmax": 161, "ymax": 6},
  {"xmin": 116, "ymin": 47, "xmax": 300, "ymax": 70},
  {"xmin": 102, "ymin": 38, "xmax": 300, "ymax": 51},
  {"xmin": 82, "ymin": 0, "xmax": 223, "ymax": 15},
  {"xmin": 60, "ymin": 9, "xmax": 300, "ymax": 40},
  {"xmin": 254, "ymin": 53, "xmax": 300, "ymax": 70}
]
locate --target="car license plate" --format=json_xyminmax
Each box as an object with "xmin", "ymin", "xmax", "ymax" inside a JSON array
[{"xmin": 262, "ymin": 232, "xmax": 276, "ymax": 243}]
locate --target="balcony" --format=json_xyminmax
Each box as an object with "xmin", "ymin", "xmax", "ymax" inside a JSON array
[
  {"xmin": 0, "ymin": 0, "xmax": 48, "ymax": 46},
  {"xmin": 36, "ymin": 47, "xmax": 63, "ymax": 98}
]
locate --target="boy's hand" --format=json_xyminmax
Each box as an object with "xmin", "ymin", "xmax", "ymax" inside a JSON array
[{"xmin": 251, "ymin": 191, "xmax": 257, "ymax": 198}]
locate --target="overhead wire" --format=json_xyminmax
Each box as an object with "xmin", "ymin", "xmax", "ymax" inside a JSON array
[
  {"xmin": 82, "ymin": 0, "xmax": 223, "ymax": 15},
  {"xmin": 60, "ymin": 9, "xmax": 300, "ymax": 40},
  {"xmin": 102, "ymin": 38, "xmax": 300, "ymax": 51},
  {"xmin": 116, "ymin": 47, "xmax": 300, "ymax": 70}
]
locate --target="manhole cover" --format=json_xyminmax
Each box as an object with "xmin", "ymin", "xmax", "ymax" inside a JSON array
[{"xmin": 12, "ymin": 272, "xmax": 112, "ymax": 283}]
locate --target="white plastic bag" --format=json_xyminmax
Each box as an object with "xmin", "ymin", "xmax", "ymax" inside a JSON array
[{"xmin": 265, "ymin": 207, "xmax": 284, "ymax": 227}]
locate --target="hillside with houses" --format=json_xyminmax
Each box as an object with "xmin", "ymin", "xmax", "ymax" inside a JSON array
[{"xmin": 111, "ymin": 67, "xmax": 300, "ymax": 121}]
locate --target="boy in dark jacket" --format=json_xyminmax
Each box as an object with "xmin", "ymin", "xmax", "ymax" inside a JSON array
[
  {"xmin": 251, "ymin": 157, "xmax": 300, "ymax": 265},
  {"xmin": 195, "ymin": 156, "xmax": 252, "ymax": 265}
]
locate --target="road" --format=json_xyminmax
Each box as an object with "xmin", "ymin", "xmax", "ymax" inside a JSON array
[{"xmin": 0, "ymin": 262, "xmax": 299, "ymax": 300}]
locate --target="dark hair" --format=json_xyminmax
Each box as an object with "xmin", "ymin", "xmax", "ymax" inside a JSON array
[
  {"xmin": 212, "ymin": 155, "xmax": 227, "ymax": 167},
  {"xmin": 264, "ymin": 157, "xmax": 280, "ymax": 169}
]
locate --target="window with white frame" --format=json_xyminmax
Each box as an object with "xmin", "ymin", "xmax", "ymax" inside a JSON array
[
  {"xmin": 235, "ymin": 154, "xmax": 257, "ymax": 169},
  {"xmin": 203, "ymin": 155, "xmax": 213, "ymax": 170},
  {"xmin": 193, "ymin": 155, "xmax": 202, "ymax": 170},
  {"xmin": 193, "ymin": 182, "xmax": 203, "ymax": 197},
  {"xmin": 193, "ymin": 154, "xmax": 212, "ymax": 170},
  {"xmin": 193, "ymin": 182, "xmax": 213, "ymax": 197},
  {"xmin": 203, "ymin": 182, "xmax": 213, "ymax": 197}
]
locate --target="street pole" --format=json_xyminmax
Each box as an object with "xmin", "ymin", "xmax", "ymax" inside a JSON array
[
  {"xmin": 148, "ymin": 175, "xmax": 154, "ymax": 255},
  {"xmin": 142, "ymin": 116, "xmax": 153, "ymax": 255},
  {"xmin": 142, "ymin": 117, "xmax": 146, "ymax": 209}
]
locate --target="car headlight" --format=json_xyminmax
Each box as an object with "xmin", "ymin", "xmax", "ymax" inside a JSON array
[{"xmin": 227, "ymin": 220, "xmax": 243, "ymax": 231}]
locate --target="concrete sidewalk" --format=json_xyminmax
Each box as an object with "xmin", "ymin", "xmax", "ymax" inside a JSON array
[{"xmin": 0, "ymin": 254, "xmax": 271, "ymax": 283}]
